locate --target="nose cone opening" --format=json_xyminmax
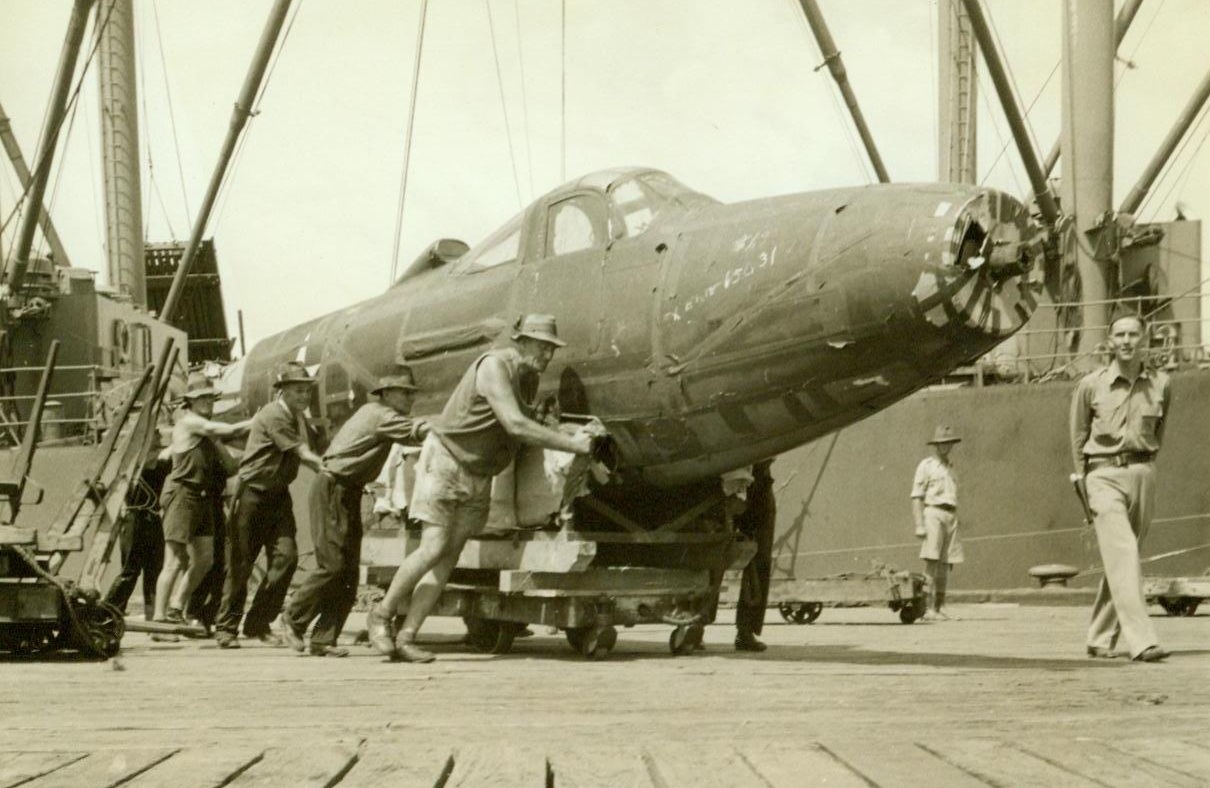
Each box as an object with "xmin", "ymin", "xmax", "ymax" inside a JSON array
[{"xmin": 911, "ymin": 189, "xmax": 1043, "ymax": 338}]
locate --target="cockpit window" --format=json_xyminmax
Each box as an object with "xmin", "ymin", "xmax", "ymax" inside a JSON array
[
  {"xmin": 452, "ymin": 212, "xmax": 523, "ymax": 273},
  {"xmin": 607, "ymin": 172, "xmax": 719, "ymax": 239},
  {"xmin": 546, "ymin": 194, "xmax": 606, "ymax": 257}
]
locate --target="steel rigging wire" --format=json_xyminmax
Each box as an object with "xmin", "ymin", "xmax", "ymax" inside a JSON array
[
  {"xmin": 513, "ymin": 0, "xmax": 535, "ymax": 200},
  {"xmin": 151, "ymin": 0, "xmax": 193, "ymax": 227},
  {"xmin": 485, "ymin": 0, "xmax": 527, "ymax": 211},
  {"xmin": 389, "ymin": 0, "xmax": 430, "ymax": 287}
]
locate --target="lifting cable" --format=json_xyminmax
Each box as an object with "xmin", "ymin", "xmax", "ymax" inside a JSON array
[
  {"xmin": 0, "ymin": 0, "xmax": 118, "ymax": 261},
  {"xmin": 782, "ymin": 0, "xmax": 871, "ymax": 185},
  {"xmin": 1140, "ymin": 101, "xmax": 1210, "ymax": 221},
  {"xmin": 485, "ymin": 0, "xmax": 526, "ymax": 210},
  {"xmin": 151, "ymin": 0, "xmax": 193, "ymax": 227},
  {"xmin": 513, "ymin": 0, "xmax": 535, "ymax": 200},
  {"xmin": 211, "ymin": 0, "xmax": 305, "ymax": 235},
  {"xmin": 389, "ymin": 0, "xmax": 430, "ymax": 286}
]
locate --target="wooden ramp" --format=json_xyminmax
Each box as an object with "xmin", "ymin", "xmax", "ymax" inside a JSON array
[{"xmin": 3, "ymin": 738, "xmax": 1209, "ymax": 787}]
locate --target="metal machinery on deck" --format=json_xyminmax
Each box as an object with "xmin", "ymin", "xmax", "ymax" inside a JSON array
[{"xmin": 0, "ymin": 342, "xmax": 176, "ymax": 659}]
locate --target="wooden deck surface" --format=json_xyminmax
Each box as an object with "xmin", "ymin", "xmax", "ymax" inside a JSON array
[{"xmin": 2, "ymin": 604, "xmax": 1208, "ymax": 786}]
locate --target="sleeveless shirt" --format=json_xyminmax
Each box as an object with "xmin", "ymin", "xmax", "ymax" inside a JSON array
[{"xmin": 432, "ymin": 347, "xmax": 537, "ymax": 476}]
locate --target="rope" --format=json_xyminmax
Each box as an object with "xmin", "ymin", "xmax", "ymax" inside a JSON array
[
  {"xmin": 1141, "ymin": 101, "xmax": 1210, "ymax": 221},
  {"xmin": 389, "ymin": 0, "xmax": 430, "ymax": 286},
  {"xmin": 485, "ymin": 0, "xmax": 525, "ymax": 209},
  {"xmin": 151, "ymin": 0, "xmax": 193, "ymax": 224},
  {"xmin": 560, "ymin": 0, "xmax": 566, "ymax": 184},
  {"xmin": 513, "ymin": 0, "xmax": 535, "ymax": 200},
  {"xmin": 975, "ymin": 66, "xmax": 1025, "ymax": 194},
  {"xmin": 0, "ymin": 0, "xmax": 118, "ymax": 246}
]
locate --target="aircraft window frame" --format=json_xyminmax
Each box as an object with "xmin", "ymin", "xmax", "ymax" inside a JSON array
[
  {"xmin": 608, "ymin": 177, "xmax": 664, "ymax": 239},
  {"xmin": 451, "ymin": 212, "xmax": 524, "ymax": 274},
  {"xmin": 544, "ymin": 193, "xmax": 608, "ymax": 258}
]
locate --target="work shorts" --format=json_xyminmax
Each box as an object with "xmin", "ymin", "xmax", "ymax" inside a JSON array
[
  {"xmin": 408, "ymin": 433, "xmax": 492, "ymax": 533},
  {"xmin": 160, "ymin": 486, "xmax": 220, "ymax": 543},
  {"xmin": 919, "ymin": 505, "xmax": 964, "ymax": 564}
]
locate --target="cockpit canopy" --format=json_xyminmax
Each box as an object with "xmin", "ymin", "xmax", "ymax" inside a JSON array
[{"xmin": 451, "ymin": 169, "xmax": 717, "ymax": 275}]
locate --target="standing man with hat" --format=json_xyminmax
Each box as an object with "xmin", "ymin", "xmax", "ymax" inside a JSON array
[
  {"xmin": 152, "ymin": 372, "xmax": 251, "ymax": 633},
  {"xmin": 215, "ymin": 361, "xmax": 322, "ymax": 649},
  {"xmin": 284, "ymin": 369, "xmax": 429, "ymax": 657},
  {"xmin": 1071, "ymin": 313, "xmax": 1171, "ymax": 663},
  {"xmin": 369, "ymin": 314, "xmax": 597, "ymax": 663},
  {"xmin": 911, "ymin": 425, "xmax": 964, "ymax": 621}
]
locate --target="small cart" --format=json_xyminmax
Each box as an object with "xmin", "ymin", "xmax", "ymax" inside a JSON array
[{"xmin": 755, "ymin": 570, "xmax": 928, "ymax": 625}]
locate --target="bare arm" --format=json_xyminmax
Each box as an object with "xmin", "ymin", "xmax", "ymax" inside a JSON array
[
  {"xmin": 477, "ymin": 357, "xmax": 591, "ymax": 454},
  {"xmin": 195, "ymin": 417, "xmax": 253, "ymax": 440},
  {"xmin": 295, "ymin": 443, "xmax": 322, "ymax": 473},
  {"xmin": 911, "ymin": 497, "xmax": 925, "ymax": 535}
]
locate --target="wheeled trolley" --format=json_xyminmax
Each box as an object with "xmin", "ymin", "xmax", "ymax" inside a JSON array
[
  {"xmin": 751, "ymin": 570, "xmax": 928, "ymax": 625},
  {"xmin": 1144, "ymin": 575, "xmax": 1210, "ymax": 617}
]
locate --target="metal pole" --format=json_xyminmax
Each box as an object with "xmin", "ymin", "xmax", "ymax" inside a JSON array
[
  {"xmin": 0, "ymin": 100, "xmax": 73, "ymax": 268},
  {"xmin": 938, "ymin": 0, "xmax": 977, "ymax": 183},
  {"xmin": 160, "ymin": 0, "xmax": 293, "ymax": 326},
  {"xmin": 97, "ymin": 0, "xmax": 146, "ymax": 305},
  {"xmin": 1120, "ymin": 66, "xmax": 1210, "ymax": 216},
  {"xmin": 237, "ymin": 309, "xmax": 246, "ymax": 357},
  {"xmin": 1061, "ymin": 0, "xmax": 1115, "ymax": 354},
  {"xmin": 961, "ymin": 0, "xmax": 1060, "ymax": 227},
  {"xmin": 797, "ymin": 0, "xmax": 890, "ymax": 183},
  {"xmin": 4, "ymin": 0, "xmax": 94, "ymax": 293},
  {"xmin": 1043, "ymin": 0, "xmax": 1145, "ymax": 177}
]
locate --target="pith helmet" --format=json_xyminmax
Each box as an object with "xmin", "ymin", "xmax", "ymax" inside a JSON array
[
  {"xmin": 273, "ymin": 361, "xmax": 318, "ymax": 388},
  {"xmin": 511, "ymin": 313, "xmax": 567, "ymax": 347},
  {"xmin": 927, "ymin": 425, "xmax": 961, "ymax": 445},
  {"xmin": 372, "ymin": 367, "xmax": 419, "ymax": 395},
  {"xmin": 182, "ymin": 371, "xmax": 218, "ymax": 400}
]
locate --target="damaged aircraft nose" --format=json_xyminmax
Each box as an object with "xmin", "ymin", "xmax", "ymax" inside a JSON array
[{"xmin": 910, "ymin": 188, "xmax": 1043, "ymax": 338}]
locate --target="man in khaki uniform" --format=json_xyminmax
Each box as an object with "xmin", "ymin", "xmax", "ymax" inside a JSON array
[
  {"xmin": 911, "ymin": 425, "xmax": 964, "ymax": 621},
  {"xmin": 1071, "ymin": 313, "xmax": 1170, "ymax": 663}
]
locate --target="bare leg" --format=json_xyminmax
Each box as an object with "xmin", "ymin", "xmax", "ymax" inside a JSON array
[
  {"xmin": 170, "ymin": 536, "xmax": 214, "ymax": 612},
  {"xmin": 155, "ymin": 542, "xmax": 189, "ymax": 620},
  {"xmin": 379, "ymin": 523, "xmax": 449, "ymax": 615},
  {"xmin": 923, "ymin": 559, "xmax": 940, "ymax": 612},
  {"xmin": 399, "ymin": 542, "xmax": 465, "ymax": 639}
]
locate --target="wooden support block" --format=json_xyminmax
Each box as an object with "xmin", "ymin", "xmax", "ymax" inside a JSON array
[
  {"xmin": 338, "ymin": 743, "xmax": 454, "ymax": 788},
  {"xmin": 0, "ymin": 527, "xmax": 37, "ymax": 546},
  {"xmin": 122, "ymin": 748, "xmax": 264, "ymax": 788},
  {"xmin": 498, "ymin": 568, "xmax": 709, "ymax": 595},
  {"xmin": 456, "ymin": 534, "xmax": 596, "ymax": 572},
  {"xmin": 1017, "ymin": 739, "xmax": 1202, "ymax": 788},
  {"xmin": 765, "ymin": 576, "xmax": 910, "ymax": 605},
  {"xmin": 548, "ymin": 747, "xmax": 653, "ymax": 788},
  {"xmin": 21, "ymin": 749, "xmax": 177, "ymax": 788},
  {"xmin": 0, "ymin": 752, "xmax": 87, "ymax": 788},
  {"xmin": 823, "ymin": 741, "xmax": 989, "ymax": 788},
  {"xmin": 223, "ymin": 744, "xmax": 358, "ymax": 788},
  {"xmin": 35, "ymin": 533, "xmax": 83, "ymax": 552},
  {"xmin": 738, "ymin": 744, "xmax": 870, "ymax": 788},
  {"xmin": 642, "ymin": 743, "xmax": 767, "ymax": 788},
  {"xmin": 922, "ymin": 739, "xmax": 1105, "ymax": 787},
  {"xmin": 443, "ymin": 745, "xmax": 547, "ymax": 787}
]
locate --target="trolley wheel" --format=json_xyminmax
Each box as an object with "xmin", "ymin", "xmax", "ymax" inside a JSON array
[
  {"xmin": 668, "ymin": 623, "xmax": 704, "ymax": 656},
  {"xmin": 463, "ymin": 618, "xmax": 520, "ymax": 655},
  {"xmin": 3, "ymin": 624, "xmax": 65, "ymax": 655},
  {"xmin": 779, "ymin": 602, "xmax": 822, "ymax": 625},
  {"xmin": 569, "ymin": 625, "xmax": 616, "ymax": 660},
  {"xmin": 1158, "ymin": 597, "xmax": 1184, "ymax": 616},
  {"xmin": 70, "ymin": 600, "xmax": 125, "ymax": 659},
  {"xmin": 898, "ymin": 597, "xmax": 926, "ymax": 625},
  {"xmin": 1178, "ymin": 598, "xmax": 1200, "ymax": 617}
]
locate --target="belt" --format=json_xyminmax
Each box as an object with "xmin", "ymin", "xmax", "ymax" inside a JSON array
[
  {"xmin": 926, "ymin": 503, "xmax": 956, "ymax": 511},
  {"xmin": 1084, "ymin": 451, "xmax": 1155, "ymax": 471}
]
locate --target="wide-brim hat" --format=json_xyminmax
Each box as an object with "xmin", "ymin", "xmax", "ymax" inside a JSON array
[
  {"xmin": 372, "ymin": 368, "xmax": 419, "ymax": 395},
  {"xmin": 273, "ymin": 362, "xmax": 318, "ymax": 388},
  {"xmin": 182, "ymin": 371, "xmax": 218, "ymax": 400},
  {"xmin": 511, "ymin": 313, "xmax": 567, "ymax": 347},
  {"xmin": 927, "ymin": 425, "xmax": 961, "ymax": 444}
]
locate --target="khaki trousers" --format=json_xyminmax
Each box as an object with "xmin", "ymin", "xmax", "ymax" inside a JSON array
[{"xmin": 1085, "ymin": 463, "xmax": 1159, "ymax": 658}]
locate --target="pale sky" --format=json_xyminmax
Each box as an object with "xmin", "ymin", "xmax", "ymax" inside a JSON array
[{"xmin": 1, "ymin": 0, "xmax": 1207, "ymax": 350}]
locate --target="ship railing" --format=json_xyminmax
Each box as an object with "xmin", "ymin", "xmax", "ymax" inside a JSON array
[{"xmin": 0, "ymin": 363, "xmax": 146, "ymax": 446}]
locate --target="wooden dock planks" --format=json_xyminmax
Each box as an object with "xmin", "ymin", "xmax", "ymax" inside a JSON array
[{"xmin": 9, "ymin": 738, "xmax": 1210, "ymax": 786}]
